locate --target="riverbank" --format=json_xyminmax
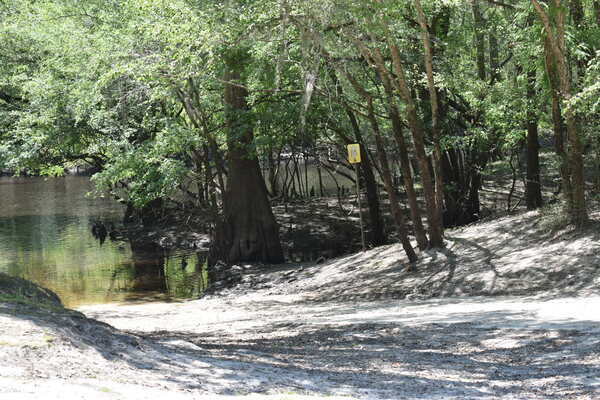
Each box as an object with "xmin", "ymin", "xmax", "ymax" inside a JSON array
[
  {"xmin": 116, "ymin": 195, "xmax": 371, "ymax": 262},
  {"xmin": 2, "ymin": 209, "xmax": 600, "ymax": 399}
]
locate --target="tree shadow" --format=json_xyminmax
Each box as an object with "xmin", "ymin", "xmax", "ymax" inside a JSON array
[
  {"xmin": 4, "ymin": 290, "xmax": 600, "ymax": 398},
  {"xmin": 136, "ymin": 312, "xmax": 600, "ymax": 398},
  {"xmin": 297, "ymin": 211, "xmax": 600, "ymax": 303}
]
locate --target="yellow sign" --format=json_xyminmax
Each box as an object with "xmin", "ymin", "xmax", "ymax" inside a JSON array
[{"xmin": 347, "ymin": 143, "xmax": 361, "ymax": 164}]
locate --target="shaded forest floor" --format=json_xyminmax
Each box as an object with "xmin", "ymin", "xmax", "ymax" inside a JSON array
[{"xmin": 2, "ymin": 209, "xmax": 600, "ymax": 399}]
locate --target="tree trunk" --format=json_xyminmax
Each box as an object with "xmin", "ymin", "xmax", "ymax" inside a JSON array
[
  {"xmin": 525, "ymin": 69, "xmax": 543, "ymax": 209},
  {"xmin": 489, "ymin": 27, "xmax": 499, "ymax": 82},
  {"xmin": 467, "ymin": 160, "xmax": 482, "ymax": 218},
  {"xmin": 389, "ymin": 44, "xmax": 444, "ymax": 247},
  {"xmin": 316, "ymin": 154, "xmax": 325, "ymax": 197},
  {"xmin": 370, "ymin": 48, "xmax": 429, "ymax": 250},
  {"xmin": 211, "ymin": 50, "xmax": 284, "ymax": 264},
  {"xmin": 442, "ymin": 149, "xmax": 465, "ymax": 225},
  {"xmin": 267, "ymin": 147, "xmax": 279, "ymax": 197},
  {"xmin": 570, "ymin": 0, "xmax": 586, "ymax": 83},
  {"xmin": 337, "ymin": 75, "xmax": 387, "ymax": 247},
  {"xmin": 359, "ymin": 142, "xmax": 387, "ymax": 246},
  {"xmin": 533, "ymin": 0, "xmax": 587, "ymax": 226},
  {"xmin": 551, "ymin": 87, "xmax": 572, "ymax": 201},
  {"xmin": 545, "ymin": 36, "xmax": 572, "ymax": 204},
  {"xmin": 312, "ymin": 44, "xmax": 387, "ymax": 246},
  {"xmin": 564, "ymin": 108, "xmax": 587, "ymax": 227},
  {"xmin": 472, "ymin": 0, "xmax": 487, "ymax": 81},
  {"xmin": 441, "ymin": 148, "xmax": 482, "ymax": 226},
  {"xmin": 367, "ymin": 100, "xmax": 417, "ymax": 264},
  {"xmin": 570, "ymin": 0, "xmax": 584, "ymax": 27},
  {"xmin": 202, "ymin": 145, "xmax": 218, "ymax": 210},
  {"xmin": 389, "ymin": 105, "xmax": 429, "ymax": 249},
  {"xmin": 415, "ymin": 0, "xmax": 445, "ymax": 238}
]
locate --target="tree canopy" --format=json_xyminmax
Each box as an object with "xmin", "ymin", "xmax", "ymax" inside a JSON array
[{"xmin": 1, "ymin": 0, "xmax": 598, "ymax": 263}]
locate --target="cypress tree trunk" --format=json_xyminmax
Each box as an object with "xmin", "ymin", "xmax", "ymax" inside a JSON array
[{"xmin": 211, "ymin": 50, "xmax": 284, "ymax": 264}]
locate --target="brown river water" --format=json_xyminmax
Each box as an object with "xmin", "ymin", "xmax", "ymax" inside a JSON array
[{"xmin": 0, "ymin": 176, "xmax": 208, "ymax": 307}]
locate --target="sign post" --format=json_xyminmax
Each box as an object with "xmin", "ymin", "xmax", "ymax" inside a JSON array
[{"xmin": 347, "ymin": 144, "xmax": 366, "ymax": 251}]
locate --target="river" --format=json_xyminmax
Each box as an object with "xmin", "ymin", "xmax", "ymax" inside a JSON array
[{"xmin": 0, "ymin": 176, "xmax": 208, "ymax": 307}]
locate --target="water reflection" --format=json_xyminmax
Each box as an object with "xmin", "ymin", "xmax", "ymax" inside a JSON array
[
  {"xmin": 0, "ymin": 176, "xmax": 210, "ymax": 307},
  {"xmin": 121, "ymin": 242, "xmax": 209, "ymax": 302},
  {"xmin": 129, "ymin": 241, "xmax": 168, "ymax": 294}
]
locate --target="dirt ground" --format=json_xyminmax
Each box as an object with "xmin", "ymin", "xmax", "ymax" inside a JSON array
[{"xmin": 2, "ymin": 210, "xmax": 600, "ymax": 399}]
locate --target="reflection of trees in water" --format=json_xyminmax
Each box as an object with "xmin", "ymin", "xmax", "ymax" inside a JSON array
[
  {"xmin": 2, "ymin": 212, "xmax": 210, "ymax": 304},
  {"xmin": 0, "ymin": 214, "xmax": 103, "ymax": 292},
  {"xmin": 0, "ymin": 215, "xmax": 77, "ymax": 253},
  {"xmin": 163, "ymin": 251, "xmax": 211, "ymax": 299},
  {"xmin": 112, "ymin": 241, "xmax": 211, "ymax": 302},
  {"xmin": 104, "ymin": 241, "xmax": 168, "ymax": 302},
  {"xmin": 128, "ymin": 241, "xmax": 167, "ymax": 294}
]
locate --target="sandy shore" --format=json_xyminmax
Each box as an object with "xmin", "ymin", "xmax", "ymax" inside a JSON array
[{"xmin": 2, "ymin": 210, "xmax": 600, "ymax": 399}]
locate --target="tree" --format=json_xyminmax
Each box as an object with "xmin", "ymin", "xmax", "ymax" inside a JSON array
[
  {"xmin": 532, "ymin": 0, "xmax": 587, "ymax": 226},
  {"xmin": 211, "ymin": 48, "xmax": 284, "ymax": 263},
  {"xmin": 2, "ymin": 0, "xmax": 597, "ymax": 269}
]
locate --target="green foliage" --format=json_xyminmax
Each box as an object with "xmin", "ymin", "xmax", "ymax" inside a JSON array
[
  {"xmin": 572, "ymin": 51, "xmax": 600, "ymax": 114},
  {"xmin": 0, "ymin": 0, "xmax": 598, "ymax": 215}
]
